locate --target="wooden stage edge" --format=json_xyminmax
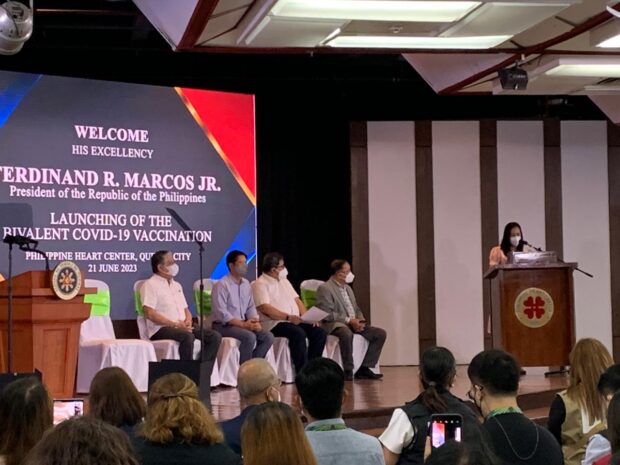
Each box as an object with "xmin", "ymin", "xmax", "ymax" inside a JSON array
[{"xmin": 209, "ymin": 365, "xmax": 568, "ymax": 431}]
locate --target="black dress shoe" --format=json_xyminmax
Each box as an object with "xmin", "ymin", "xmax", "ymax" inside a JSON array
[
  {"xmin": 354, "ymin": 366, "xmax": 383, "ymax": 380},
  {"xmin": 344, "ymin": 370, "xmax": 354, "ymax": 381}
]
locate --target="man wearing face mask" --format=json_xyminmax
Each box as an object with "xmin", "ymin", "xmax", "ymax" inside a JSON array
[
  {"xmin": 252, "ymin": 252, "xmax": 327, "ymax": 373},
  {"xmin": 212, "ymin": 250, "xmax": 274, "ymax": 364},
  {"xmin": 141, "ymin": 250, "xmax": 222, "ymax": 362},
  {"xmin": 220, "ymin": 358, "xmax": 281, "ymax": 455},
  {"xmin": 315, "ymin": 259, "xmax": 386, "ymax": 381}
]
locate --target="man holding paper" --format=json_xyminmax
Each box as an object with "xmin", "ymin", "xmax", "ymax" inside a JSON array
[
  {"xmin": 316, "ymin": 259, "xmax": 386, "ymax": 381},
  {"xmin": 252, "ymin": 252, "xmax": 327, "ymax": 373}
]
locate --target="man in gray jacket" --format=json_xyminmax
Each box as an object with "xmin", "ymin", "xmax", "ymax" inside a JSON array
[{"xmin": 315, "ymin": 259, "xmax": 386, "ymax": 381}]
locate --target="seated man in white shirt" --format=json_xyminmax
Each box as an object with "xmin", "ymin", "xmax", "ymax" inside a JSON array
[
  {"xmin": 252, "ymin": 252, "xmax": 327, "ymax": 373},
  {"xmin": 140, "ymin": 250, "xmax": 222, "ymax": 366}
]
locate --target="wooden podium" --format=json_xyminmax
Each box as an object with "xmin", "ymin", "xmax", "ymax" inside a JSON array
[
  {"xmin": 484, "ymin": 257, "xmax": 577, "ymax": 367},
  {"xmin": 0, "ymin": 271, "xmax": 92, "ymax": 397}
]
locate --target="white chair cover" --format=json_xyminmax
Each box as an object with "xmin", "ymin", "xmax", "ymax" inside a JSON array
[
  {"xmin": 300, "ymin": 279, "xmax": 325, "ymax": 292},
  {"xmin": 269, "ymin": 337, "xmax": 296, "ymax": 383},
  {"xmin": 216, "ymin": 337, "xmax": 241, "ymax": 387},
  {"xmin": 323, "ymin": 334, "xmax": 380, "ymax": 373},
  {"xmin": 77, "ymin": 279, "xmax": 157, "ymax": 393}
]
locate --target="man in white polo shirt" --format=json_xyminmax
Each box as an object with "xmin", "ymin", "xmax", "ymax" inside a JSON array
[
  {"xmin": 252, "ymin": 252, "xmax": 327, "ymax": 373},
  {"xmin": 140, "ymin": 250, "xmax": 222, "ymax": 364}
]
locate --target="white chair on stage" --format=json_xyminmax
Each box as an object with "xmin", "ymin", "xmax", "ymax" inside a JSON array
[
  {"xmin": 268, "ymin": 337, "xmax": 296, "ymax": 383},
  {"xmin": 133, "ymin": 279, "xmax": 220, "ymax": 387},
  {"xmin": 76, "ymin": 279, "xmax": 157, "ymax": 393}
]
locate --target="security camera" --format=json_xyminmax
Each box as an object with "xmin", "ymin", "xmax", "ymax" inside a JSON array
[{"xmin": 0, "ymin": 1, "xmax": 33, "ymax": 55}]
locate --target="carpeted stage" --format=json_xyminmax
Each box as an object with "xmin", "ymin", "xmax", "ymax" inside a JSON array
[{"xmin": 210, "ymin": 365, "xmax": 569, "ymax": 432}]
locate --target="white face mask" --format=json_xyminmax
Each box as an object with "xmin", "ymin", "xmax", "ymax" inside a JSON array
[
  {"xmin": 510, "ymin": 236, "xmax": 521, "ymax": 247},
  {"xmin": 345, "ymin": 272, "xmax": 355, "ymax": 284},
  {"xmin": 278, "ymin": 267, "xmax": 288, "ymax": 280},
  {"xmin": 165, "ymin": 263, "xmax": 179, "ymax": 277}
]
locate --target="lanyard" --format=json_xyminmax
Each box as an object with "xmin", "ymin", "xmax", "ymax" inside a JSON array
[
  {"xmin": 487, "ymin": 406, "xmax": 523, "ymax": 419},
  {"xmin": 306, "ymin": 423, "xmax": 348, "ymax": 432}
]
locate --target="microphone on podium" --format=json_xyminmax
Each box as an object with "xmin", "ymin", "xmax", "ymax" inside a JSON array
[{"xmin": 522, "ymin": 240, "xmax": 543, "ymax": 252}]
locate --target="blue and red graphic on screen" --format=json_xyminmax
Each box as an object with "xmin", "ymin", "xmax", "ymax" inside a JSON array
[{"xmin": 0, "ymin": 71, "xmax": 256, "ymax": 319}]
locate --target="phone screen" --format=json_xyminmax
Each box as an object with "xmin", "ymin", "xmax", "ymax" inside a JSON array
[
  {"xmin": 53, "ymin": 399, "xmax": 84, "ymax": 425},
  {"xmin": 430, "ymin": 414, "xmax": 462, "ymax": 449}
]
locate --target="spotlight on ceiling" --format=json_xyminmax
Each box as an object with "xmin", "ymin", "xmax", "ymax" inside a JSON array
[
  {"xmin": 0, "ymin": 1, "xmax": 33, "ymax": 56},
  {"xmin": 498, "ymin": 66, "xmax": 529, "ymax": 90}
]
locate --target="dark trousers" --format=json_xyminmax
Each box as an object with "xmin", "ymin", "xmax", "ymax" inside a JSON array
[
  {"xmin": 212, "ymin": 323, "xmax": 275, "ymax": 364},
  {"xmin": 271, "ymin": 322, "xmax": 327, "ymax": 372},
  {"xmin": 331, "ymin": 325, "xmax": 387, "ymax": 373},
  {"xmin": 151, "ymin": 326, "xmax": 222, "ymax": 363}
]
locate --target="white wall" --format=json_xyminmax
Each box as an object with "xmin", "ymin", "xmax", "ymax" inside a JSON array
[
  {"xmin": 432, "ymin": 122, "xmax": 484, "ymax": 364},
  {"xmin": 367, "ymin": 121, "xmax": 420, "ymax": 365},
  {"xmin": 561, "ymin": 121, "xmax": 612, "ymax": 351},
  {"xmin": 365, "ymin": 120, "xmax": 613, "ymax": 365},
  {"xmin": 497, "ymin": 121, "xmax": 546, "ymax": 250}
]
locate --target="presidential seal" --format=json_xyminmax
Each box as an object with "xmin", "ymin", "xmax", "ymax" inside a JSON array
[
  {"xmin": 514, "ymin": 287, "xmax": 554, "ymax": 329},
  {"xmin": 52, "ymin": 261, "xmax": 82, "ymax": 301}
]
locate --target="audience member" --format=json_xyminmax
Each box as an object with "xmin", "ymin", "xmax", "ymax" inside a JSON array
[
  {"xmin": 424, "ymin": 423, "xmax": 500, "ymax": 465},
  {"xmin": 220, "ymin": 359, "xmax": 281, "ymax": 454},
  {"xmin": 296, "ymin": 357, "xmax": 384, "ymax": 465},
  {"xmin": 252, "ymin": 252, "xmax": 327, "ymax": 372},
  {"xmin": 379, "ymin": 347, "xmax": 478, "ymax": 465},
  {"xmin": 24, "ymin": 416, "xmax": 139, "ymax": 465},
  {"xmin": 600, "ymin": 391, "xmax": 620, "ymax": 465},
  {"xmin": 548, "ymin": 338, "xmax": 613, "ymax": 465},
  {"xmin": 241, "ymin": 401, "xmax": 318, "ymax": 465},
  {"xmin": 468, "ymin": 349, "xmax": 562, "ymax": 465},
  {"xmin": 0, "ymin": 377, "xmax": 52, "ymax": 465},
  {"xmin": 584, "ymin": 364, "xmax": 620, "ymax": 465},
  {"xmin": 133, "ymin": 373, "xmax": 239, "ymax": 465},
  {"xmin": 315, "ymin": 260, "xmax": 386, "ymax": 380},
  {"xmin": 89, "ymin": 367, "xmax": 147, "ymax": 437},
  {"xmin": 212, "ymin": 250, "xmax": 274, "ymax": 364}
]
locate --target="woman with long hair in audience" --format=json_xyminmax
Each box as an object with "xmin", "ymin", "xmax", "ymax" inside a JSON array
[
  {"xmin": 548, "ymin": 338, "xmax": 614, "ymax": 465},
  {"xmin": 133, "ymin": 373, "xmax": 239, "ymax": 465},
  {"xmin": 584, "ymin": 364, "xmax": 620, "ymax": 465},
  {"xmin": 24, "ymin": 416, "xmax": 139, "ymax": 465},
  {"xmin": 0, "ymin": 377, "xmax": 53, "ymax": 465},
  {"xmin": 89, "ymin": 367, "xmax": 147, "ymax": 437},
  {"xmin": 241, "ymin": 401, "xmax": 318, "ymax": 465},
  {"xmin": 598, "ymin": 391, "xmax": 620, "ymax": 465},
  {"xmin": 378, "ymin": 346, "xmax": 479, "ymax": 465}
]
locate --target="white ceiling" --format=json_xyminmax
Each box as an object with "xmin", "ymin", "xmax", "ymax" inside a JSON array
[{"xmin": 133, "ymin": 0, "xmax": 620, "ymax": 114}]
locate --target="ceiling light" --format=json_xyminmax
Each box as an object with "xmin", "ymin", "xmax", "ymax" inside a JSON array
[
  {"xmin": 327, "ymin": 34, "xmax": 510, "ymax": 49},
  {"xmin": 271, "ymin": 0, "xmax": 481, "ymax": 23},
  {"xmin": 591, "ymin": 19, "xmax": 620, "ymax": 48},
  {"xmin": 545, "ymin": 64, "xmax": 620, "ymax": 78}
]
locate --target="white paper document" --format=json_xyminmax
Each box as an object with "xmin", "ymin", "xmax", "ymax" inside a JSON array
[{"xmin": 301, "ymin": 306, "xmax": 329, "ymax": 323}]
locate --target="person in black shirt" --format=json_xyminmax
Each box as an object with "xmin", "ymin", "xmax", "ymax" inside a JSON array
[{"xmin": 467, "ymin": 349, "xmax": 563, "ymax": 465}]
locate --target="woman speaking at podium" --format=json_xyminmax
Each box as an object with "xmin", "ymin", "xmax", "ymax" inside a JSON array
[{"xmin": 489, "ymin": 222, "xmax": 535, "ymax": 267}]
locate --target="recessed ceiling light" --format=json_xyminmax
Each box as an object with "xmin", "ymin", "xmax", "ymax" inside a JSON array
[
  {"xmin": 327, "ymin": 34, "xmax": 510, "ymax": 49},
  {"xmin": 545, "ymin": 64, "xmax": 620, "ymax": 78},
  {"xmin": 591, "ymin": 19, "xmax": 620, "ymax": 48},
  {"xmin": 271, "ymin": 0, "xmax": 481, "ymax": 23}
]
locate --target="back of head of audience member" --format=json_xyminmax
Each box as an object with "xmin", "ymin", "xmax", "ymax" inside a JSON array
[
  {"xmin": 467, "ymin": 349, "xmax": 520, "ymax": 417},
  {"xmin": 568, "ymin": 338, "xmax": 613, "ymax": 423},
  {"xmin": 89, "ymin": 367, "xmax": 146, "ymax": 429},
  {"xmin": 419, "ymin": 346, "xmax": 457, "ymax": 413},
  {"xmin": 607, "ymin": 391, "xmax": 620, "ymax": 455},
  {"xmin": 295, "ymin": 357, "xmax": 344, "ymax": 421},
  {"xmin": 241, "ymin": 402, "xmax": 318, "ymax": 465},
  {"xmin": 23, "ymin": 416, "xmax": 139, "ymax": 465},
  {"xmin": 141, "ymin": 373, "xmax": 223, "ymax": 445},
  {"xmin": 0, "ymin": 377, "xmax": 53, "ymax": 465},
  {"xmin": 237, "ymin": 358, "xmax": 281, "ymax": 405},
  {"xmin": 598, "ymin": 364, "xmax": 620, "ymax": 399}
]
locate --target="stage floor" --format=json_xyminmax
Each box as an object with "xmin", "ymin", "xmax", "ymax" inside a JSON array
[{"xmin": 211, "ymin": 365, "xmax": 569, "ymax": 424}]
